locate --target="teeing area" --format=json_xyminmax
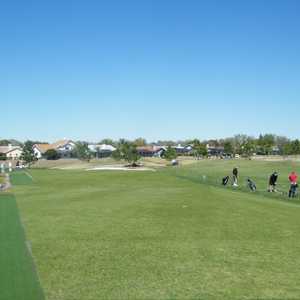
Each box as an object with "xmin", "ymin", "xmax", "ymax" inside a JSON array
[{"xmin": 0, "ymin": 173, "xmax": 43, "ymax": 300}]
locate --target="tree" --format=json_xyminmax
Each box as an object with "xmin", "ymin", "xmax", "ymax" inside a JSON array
[
  {"xmin": 241, "ymin": 138, "xmax": 256, "ymax": 157},
  {"xmin": 21, "ymin": 140, "xmax": 38, "ymax": 167},
  {"xmin": 224, "ymin": 141, "xmax": 234, "ymax": 155},
  {"xmin": 112, "ymin": 141, "xmax": 140, "ymax": 166},
  {"xmin": 134, "ymin": 138, "xmax": 147, "ymax": 147},
  {"xmin": 290, "ymin": 139, "xmax": 300, "ymax": 155},
  {"xmin": 44, "ymin": 149, "xmax": 60, "ymax": 160},
  {"xmin": 99, "ymin": 138, "xmax": 116, "ymax": 146},
  {"xmin": 191, "ymin": 140, "xmax": 207, "ymax": 158},
  {"xmin": 0, "ymin": 139, "xmax": 23, "ymax": 146},
  {"xmin": 275, "ymin": 136, "xmax": 290, "ymax": 155},
  {"xmin": 163, "ymin": 146, "xmax": 177, "ymax": 161},
  {"xmin": 257, "ymin": 134, "xmax": 275, "ymax": 155},
  {"xmin": 73, "ymin": 142, "xmax": 92, "ymax": 161}
]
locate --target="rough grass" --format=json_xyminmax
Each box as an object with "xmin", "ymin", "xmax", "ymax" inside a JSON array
[
  {"xmin": 13, "ymin": 160, "xmax": 300, "ymax": 300},
  {"xmin": 0, "ymin": 193, "xmax": 44, "ymax": 300}
]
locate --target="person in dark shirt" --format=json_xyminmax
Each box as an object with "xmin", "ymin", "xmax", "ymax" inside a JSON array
[{"xmin": 268, "ymin": 172, "xmax": 278, "ymax": 192}]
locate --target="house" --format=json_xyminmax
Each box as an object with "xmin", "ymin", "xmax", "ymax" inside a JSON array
[
  {"xmin": 33, "ymin": 139, "xmax": 75, "ymax": 159},
  {"xmin": 137, "ymin": 146, "xmax": 166, "ymax": 157},
  {"xmin": 0, "ymin": 144, "xmax": 22, "ymax": 160},
  {"xmin": 173, "ymin": 144, "xmax": 193, "ymax": 155},
  {"xmin": 88, "ymin": 144, "xmax": 116, "ymax": 158},
  {"xmin": 206, "ymin": 144, "xmax": 225, "ymax": 157},
  {"xmin": 33, "ymin": 144, "xmax": 51, "ymax": 158}
]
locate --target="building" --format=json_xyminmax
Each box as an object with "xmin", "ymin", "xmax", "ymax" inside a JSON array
[
  {"xmin": 206, "ymin": 144, "xmax": 225, "ymax": 157},
  {"xmin": 137, "ymin": 146, "xmax": 166, "ymax": 157},
  {"xmin": 173, "ymin": 144, "xmax": 193, "ymax": 155},
  {"xmin": 88, "ymin": 144, "xmax": 116, "ymax": 158},
  {"xmin": 33, "ymin": 139, "xmax": 75, "ymax": 159},
  {"xmin": 0, "ymin": 145, "xmax": 22, "ymax": 160}
]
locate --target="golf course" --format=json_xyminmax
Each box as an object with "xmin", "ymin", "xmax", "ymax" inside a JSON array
[{"xmin": 3, "ymin": 159, "xmax": 300, "ymax": 300}]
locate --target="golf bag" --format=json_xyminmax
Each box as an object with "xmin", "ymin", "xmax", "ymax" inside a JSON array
[
  {"xmin": 222, "ymin": 176, "xmax": 229, "ymax": 186},
  {"xmin": 247, "ymin": 178, "xmax": 257, "ymax": 191}
]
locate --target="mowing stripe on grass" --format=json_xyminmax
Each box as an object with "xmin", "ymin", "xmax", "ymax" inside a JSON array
[
  {"xmin": 10, "ymin": 171, "xmax": 33, "ymax": 186},
  {"xmin": 0, "ymin": 194, "xmax": 44, "ymax": 300}
]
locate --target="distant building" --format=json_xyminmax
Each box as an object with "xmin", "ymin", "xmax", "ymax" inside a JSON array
[
  {"xmin": 0, "ymin": 144, "xmax": 22, "ymax": 160},
  {"xmin": 88, "ymin": 144, "xmax": 116, "ymax": 158},
  {"xmin": 137, "ymin": 146, "xmax": 166, "ymax": 157},
  {"xmin": 173, "ymin": 144, "xmax": 193, "ymax": 155},
  {"xmin": 33, "ymin": 139, "xmax": 75, "ymax": 158},
  {"xmin": 206, "ymin": 144, "xmax": 225, "ymax": 157}
]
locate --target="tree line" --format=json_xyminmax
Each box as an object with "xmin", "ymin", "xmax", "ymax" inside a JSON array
[{"xmin": 1, "ymin": 134, "xmax": 300, "ymax": 166}]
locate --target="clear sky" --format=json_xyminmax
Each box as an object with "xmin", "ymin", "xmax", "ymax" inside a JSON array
[{"xmin": 1, "ymin": 0, "xmax": 300, "ymax": 142}]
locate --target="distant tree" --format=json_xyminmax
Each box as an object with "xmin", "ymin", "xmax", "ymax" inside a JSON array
[
  {"xmin": 290, "ymin": 139, "xmax": 300, "ymax": 155},
  {"xmin": 232, "ymin": 134, "xmax": 250, "ymax": 154},
  {"xmin": 275, "ymin": 136, "xmax": 290, "ymax": 155},
  {"xmin": 44, "ymin": 149, "xmax": 60, "ymax": 160},
  {"xmin": 21, "ymin": 141, "xmax": 38, "ymax": 167},
  {"xmin": 191, "ymin": 140, "xmax": 207, "ymax": 158},
  {"xmin": 0, "ymin": 139, "xmax": 23, "ymax": 146},
  {"xmin": 99, "ymin": 138, "xmax": 116, "ymax": 146},
  {"xmin": 224, "ymin": 141, "xmax": 234, "ymax": 155},
  {"xmin": 241, "ymin": 138, "xmax": 256, "ymax": 157},
  {"xmin": 163, "ymin": 146, "xmax": 177, "ymax": 161},
  {"xmin": 0, "ymin": 140, "xmax": 10, "ymax": 146},
  {"xmin": 73, "ymin": 142, "xmax": 92, "ymax": 161},
  {"xmin": 257, "ymin": 134, "xmax": 275, "ymax": 155},
  {"xmin": 156, "ymin": 140, "xmax": 177, "ymax": 146},
  {"xmin": 134, "ymin": 137, "xmax": 147, "ymax": 147},
  {"xmin": 112, "ymin": 141, "xmax": 140, "ymax": 166}
]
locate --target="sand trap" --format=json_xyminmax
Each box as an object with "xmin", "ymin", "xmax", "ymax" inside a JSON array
[{"xmin": 86, "ymin": 166, "xmax": 155, "ymax": 171}]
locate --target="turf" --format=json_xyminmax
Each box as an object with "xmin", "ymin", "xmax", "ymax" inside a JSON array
[
  {"xmin": 10, "ymin": 171, "xmax": 33, "ymax": 186},
  {"xmin": 13, "ymin": 160, "xmax": 300, "ymax": 300},
  {"xmin": 0, "ymin": 193, "xmax": 44, "ymax": 300}
]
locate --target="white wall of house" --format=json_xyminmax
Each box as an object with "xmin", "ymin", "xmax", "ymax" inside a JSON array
[
  {"xmin": 6, "ymin": 148, "xmax": 22, "ymax": 160},
  {"xmin": 57, "ymin": 142, "xmax": 75, "ymax": 153},
  {"xmin": 33, "ymin": 146, "xmax": 43, "ymax": 159}
]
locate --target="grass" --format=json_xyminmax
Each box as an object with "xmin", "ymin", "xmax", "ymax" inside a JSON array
[
  {"xmin": 10, "ymin": 171, "xmax": 33, "ymax": 186},
  {"xmin": 0, "ymin": 193, "xmax": 44, "ymax": 300},
  {"xmin": 12, "ymin": 159, "xmax": 300, "ymax": 300},
  {"xmin": 170, "ymin": 159, "xmax": 300, "ymax": 202}
]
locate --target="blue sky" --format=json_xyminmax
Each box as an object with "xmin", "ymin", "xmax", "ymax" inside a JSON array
[{"xmin": 1, "ymin": 0, "xmax": 300, "ymax": 142}]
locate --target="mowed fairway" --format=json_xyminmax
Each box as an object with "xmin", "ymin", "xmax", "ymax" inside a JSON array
[
  {"xmin": 13, "ymin": 160, "xmax": 300, "ymax": 300},
  {"xmin": 0, "ymin": 193, "xmax": 44, "ymax": 300}
]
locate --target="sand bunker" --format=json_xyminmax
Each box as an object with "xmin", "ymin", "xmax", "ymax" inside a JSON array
[{"xmin": 86, "ymin": 166, "xmax": 155, "ymax": 171}]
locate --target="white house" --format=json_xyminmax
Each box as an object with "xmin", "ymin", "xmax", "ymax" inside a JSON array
[
  {"xmin": 33, "ymin": 139, "xmax": 76, "ymax": 159},
  {"xmin": 88, "ymin": 144, "xmax": 116, "ymax": 158},
  {"xmin": 0, "ymin": 145, "xmax": 22, "ymax": 160}
]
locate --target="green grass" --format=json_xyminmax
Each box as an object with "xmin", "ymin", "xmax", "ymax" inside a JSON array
[
  {"xmin": 10, "ymin": 171, "xmax": 33, "ymax": 186},
  {"xmin": 0, "ymin": 193, "xmax": 44, "ymax": 300},
  {"xmin": 12, "ymin": 160, "xmax": 300, "ymax": 299},
  {"xmin": 170, "ymin": 159, "xmax": 300, "ymax": 202}
]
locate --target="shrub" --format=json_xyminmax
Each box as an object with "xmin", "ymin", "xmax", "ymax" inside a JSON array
[{"xmin": 45, "ymin": 149, "xmax": 60, "ymax": 160}]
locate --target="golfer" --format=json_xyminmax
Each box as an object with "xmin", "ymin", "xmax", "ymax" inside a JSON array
[
  {"xmin": 232, "ymin": 167, "xmax": 238, "ymax": 186},
  {"xmin": 268, "ymin": 172, "xmax": 278, "ymax": 192},
  {"xmin": 288, "ymin": 171, "xmax": 298, "ymax": 198}
]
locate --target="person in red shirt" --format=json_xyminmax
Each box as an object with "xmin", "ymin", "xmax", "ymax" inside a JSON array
[{"xmin": 288, "ymin": 171, "xmax": 298, "ymax": 198}]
